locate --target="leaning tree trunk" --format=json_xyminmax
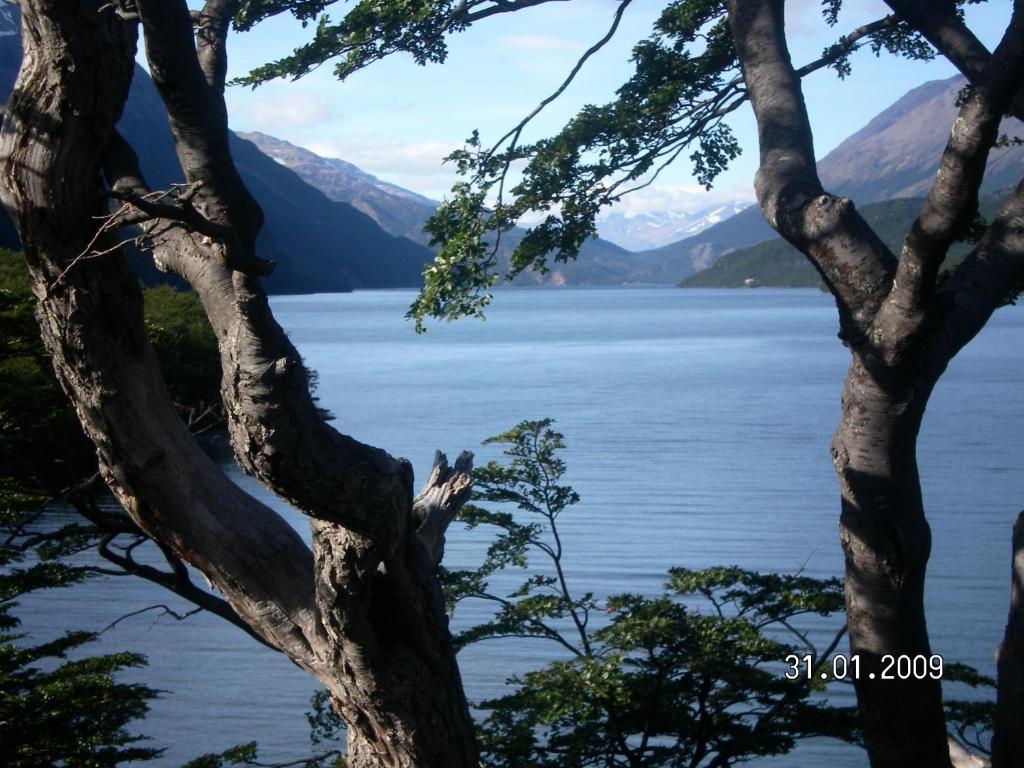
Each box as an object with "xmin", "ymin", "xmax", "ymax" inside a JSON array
[
  {"xmin": 0, "ymin": 3, "xmax": 480, "ymax": 766},
  {"xmin": 832, "ymin": 356, "xmax": 950, "ymax": 767},
  {"xmin": 992, "ymin": 512, "xmax": 1024, "ymax": 767}
]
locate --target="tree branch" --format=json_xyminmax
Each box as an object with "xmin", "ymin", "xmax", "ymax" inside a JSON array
[
  {"xmin": 196, "ymin": 0, "xmax": 238, "ymax": 92},
  {"xmin": 459, "ymin": 0, "xmax": 570, "ymax": 24},
  {"xmin": 96, "ymin": 531, "xmax": 274, "ymax": 648},
  {"xmin": 412, "ymin": 451, "xmax": 474, "ymax": 567},
  {"xmin": 101, "ymin": 65, "xmax": 418, "ymax": 549},
  {"xmin": 726, "ymin": 0, "xmax": 897, "ymax": 341},
  {"xmin": 136, "ymin": 0, "xmax": 263, "ymax": 247},
  {"xmin": 878, "ymin": 6, "xmax": 1024, "ymax": 346},
  {"xmin": 937, "ymin": 176, "xmax": 1024, "ymax": 358},
  {"xmin": 883, "ymin": 0, "xmax": 1024, "ymax": 121}
]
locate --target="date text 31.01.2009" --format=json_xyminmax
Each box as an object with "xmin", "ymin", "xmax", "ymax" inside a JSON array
[{"xmin": 784, "ymin": 653, "xmax": 944, "ymax": 681}]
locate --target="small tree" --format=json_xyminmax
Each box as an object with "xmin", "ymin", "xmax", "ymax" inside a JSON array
[
  {"xmin": 443, "ymin": 420, "xmax": 859, "ymax": 767},
  {"xmin": 0, "ymin": 485, "xmax": 162, "ymax": 768}
]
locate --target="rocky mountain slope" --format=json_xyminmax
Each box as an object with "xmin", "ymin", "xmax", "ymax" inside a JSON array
[
  {"xmin": 679, "ymin": 189, "xmax": 1011, "ymax": 288},
  {"xmin": 818, "ymin": 76, "xmax": 1024, "ymax": 203},
  {"xmin": 240, "ymin": 131, "xmax": 640, "ymax": 285},
  {"xmin": 0, "ymin": 12, "xmax": 432, "ymax": 294}
]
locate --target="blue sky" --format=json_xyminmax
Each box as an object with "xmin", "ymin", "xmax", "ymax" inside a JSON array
[{"xmin": 217, "ymin": 0, "xmax": 1013, "ymax": 217}]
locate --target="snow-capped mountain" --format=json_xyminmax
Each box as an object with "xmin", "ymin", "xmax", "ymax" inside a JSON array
[{"xmin": 597, "ymin": 201, "xmax": 751, "ymax": 252}]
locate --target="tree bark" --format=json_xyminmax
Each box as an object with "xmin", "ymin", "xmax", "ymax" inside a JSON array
[
  {"xmin": 833, "ymin": 357, "xmax": 950, "ymax": 767},
  {"xmin": 727, "ymin": 1, "xmax": 1024, "ymax": 765},
  {"xmin": 992, "ymin": 512, "xmax": 1024, "ymax": 768},
  {"xmin": 0, "ymin": 3, "xmax": 480, "ymax": 765}
]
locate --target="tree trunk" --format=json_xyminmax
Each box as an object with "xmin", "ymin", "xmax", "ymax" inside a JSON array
[
  {"xmin": 833, "ymin": 356, "xmax": 951, "ymax": 768},
  {"xmin": 993, "ymin": 511, "xmax": 1024, "ymax": 768},
  {"xmin": 0, "ymin": 4, "xmax": 481, "ymax": 766}
]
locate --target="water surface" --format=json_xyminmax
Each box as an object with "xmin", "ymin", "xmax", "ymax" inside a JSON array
[{"xmin": 21, "ymin": 287, "xmax": 1023, "ymax": 765}]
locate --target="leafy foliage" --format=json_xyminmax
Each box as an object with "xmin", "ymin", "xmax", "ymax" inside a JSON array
[
  {"xmin": 445, "ymin": 419, "xmax": 860, "ymax": 767},
  {"xmin": 447, "ymin": 419, "xmax": 999, "ymax": 764},
  {"xmin": 227, "ymin": 0, "xmax": 963, "ymax": 328},
  {"xmin": 0, "ymin": 486, "xmax": 161, "ymax": 767},
  {"xmin": 142, "ymin": 285, "xmax": 223, "ymax": 430},
  {"xmin": 0, "ymin": 249, "xmax": 223, "ymax": 495}
]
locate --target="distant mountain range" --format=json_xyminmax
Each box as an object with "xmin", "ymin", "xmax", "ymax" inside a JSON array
[
  {"xmin": 596, "ymin": 203, "xmax": 751, "ymax": 251},
  {"xmin": 239, "ymin": 131, "xmax": 440, "ymax": 248},
  {"xmin": 0, "ymin": 8, "xmax": 431, "ymax": 294},
  {"xmin": 1, "ymin": 5, "xmax": 1019, "ymax": 292},
  {"xmin": 650, "ymin": 75, "xmax": 1024, "ymax": 281},
  {"xmin": 239, "ymin": 130, "xmax": 639, "ymax": 285},
  {"xmin": 680, "ymin": 189, "xmax": 1011, "ymax": 289}
]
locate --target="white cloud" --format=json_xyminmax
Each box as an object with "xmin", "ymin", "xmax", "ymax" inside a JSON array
[
  {"xmin": 304, "ymin": 138, "xmax": 460, "ymax": 176},
  {"xmin": 233, "ymin": 93, "xmax": 336, "ymax": 130}
]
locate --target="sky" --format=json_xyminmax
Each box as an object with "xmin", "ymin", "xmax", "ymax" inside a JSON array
[{"xmin": 214, "ymin": 0, "xmax": 1014, "ymax": 218}]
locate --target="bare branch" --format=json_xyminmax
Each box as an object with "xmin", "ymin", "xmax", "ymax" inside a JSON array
[
  {"xmin": 104, "ymin": 187, "xmax": 276, "ymax": 276},
  {"xmin": 460, "ymin": 0, "xmax": 570, "ymax": 24},
  {"xmin": 97, "ymin": 603, "xmax": 204, "ymax": 635},
  {"xmin": 136, "ymin": 0, "xmax": 264, "ymax": 246},
  {"xmin": 412, "ymin": 451, "xmax": 474, "ymax": 567},
  {"xmin": 96, "ymin": 531, "xmax": 275, "ymax": 649}
]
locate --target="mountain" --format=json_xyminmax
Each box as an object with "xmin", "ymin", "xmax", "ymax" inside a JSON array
[
  {"xmin": 238, "ymin": 131, "xmax": 439, "ymax": 247},
  {"xmin": 626, "ymin": 206, "xmax": 776, "ymax": 282},
  {"xmin": 0, "ymin": 14, "xmax": 433, "ymax": 294},
  {"xmin": 679, "ymin": 190, "xmax": 1010, "ymax": 288},
  {"xmin": 818, "ymin": 76, "xmax": 1024, "ymax": 203},
  {"xmin": 642, "ymin": 74, "xmax": 1024, "ymax": 282},
  {"xmin": 596, "ymin": 202, "xmax": 751, "ymax": 251},
  {"xmin": 241, "ymin": 130, "xmax": 641, "ymax": 285}
]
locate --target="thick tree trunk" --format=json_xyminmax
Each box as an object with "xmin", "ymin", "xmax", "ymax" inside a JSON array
[
  {"xmin": 833, "ymin": 357, "xmax": 951, "ymax": 767},
  {"xmin": 0, "ymin": 4, "xmax": 481, "ymax": 766},
  {"xmin": 728, "ymin": 2, "xmax": 1024, "ymax": 765},
  {"xmin": 992, "ymin": 512, "xmax": 1024, "ymax": 768}
]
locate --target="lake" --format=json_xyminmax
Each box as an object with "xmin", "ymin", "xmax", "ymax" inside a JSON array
[{"xmin": 20, "ymin": 287, "xmax": 1024, "ymax": 765}]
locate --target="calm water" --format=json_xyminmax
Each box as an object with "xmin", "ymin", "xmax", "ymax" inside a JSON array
[{"xmin": 20, "ymin": 287, "xmax": 1024, "ymax": 765}]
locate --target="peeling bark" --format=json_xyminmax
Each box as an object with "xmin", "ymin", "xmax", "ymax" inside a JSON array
[{"xmin": 0, "ymin": 3, "xmax": 479, "ymax": 765}]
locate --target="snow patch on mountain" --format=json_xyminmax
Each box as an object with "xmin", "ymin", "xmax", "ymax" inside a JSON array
[{"xmin": 597, "ymin": 201, "xmax": 752, "ymax": 251}]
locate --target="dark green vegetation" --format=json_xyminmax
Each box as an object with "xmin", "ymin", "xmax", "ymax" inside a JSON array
[
  {"xmin": 679, "ymin": 191, "xmax": 1009, "ymax": 288},
  {"xmin": 1, "ymin": 244, "xmax": 208, "ymax": 764},
  {"xmin": 2, "ymin": 250, "xmax": 152, "ymax": 766},
  {"xmin": 445, "ymin": 420, "xmax": 861, "ymax": 767},
  {"xmin": 0, "ymin": 528, "xmax": 162, "ymax": 767},
  {"xmin": 0, "ymin": 247, "xmax": 212, "ymax": 766},
  {"xmin": 0, "ymin": 249, "xmax": 222, "ymax": 490},
  {"xmin": 1, "ymin": 247, "xmax": 346, "ymax": 768}
]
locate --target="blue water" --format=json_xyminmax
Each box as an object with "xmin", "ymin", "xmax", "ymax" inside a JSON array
[{"xmin": 18, "ymin": 287, "xmax": 1024, "ymax": 765}]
